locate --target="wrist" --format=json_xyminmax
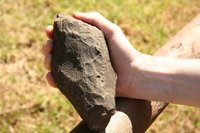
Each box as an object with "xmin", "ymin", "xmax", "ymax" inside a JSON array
[
  {"xmin": 123, "ymin": 54, "xmax": 172, "ymax": 100},
  {"xmin": 115, "ymin": 51, "xmax": 144, "ymax": 97}
]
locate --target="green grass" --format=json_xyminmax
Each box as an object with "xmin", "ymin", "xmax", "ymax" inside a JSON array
[{"xmin": 0, "ymin": 0, "xmax": 200, "ymax": 132}]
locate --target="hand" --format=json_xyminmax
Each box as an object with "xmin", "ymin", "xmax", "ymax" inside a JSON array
[
  {"xmin": 42, "ymin": 12, "xmax": 142, "ymax": 97},
  {"xmin": 43, "ymin": 12, "xmax": 200, "ymax": 106},
  {"xmin": 42, "ymin": 25, "xmax": 57, "ymax": 88}
]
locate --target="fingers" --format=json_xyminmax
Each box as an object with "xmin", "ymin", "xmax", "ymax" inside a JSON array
[
  {"xmin": 42, "ymin": 40, "xmax": 54, "ymax": 55},
  {"xmin": 73, "ymin": 12, "xmax": 120, "ymax": 38},
  {"xmin": 44, "ymin": 53, "xmax": 52, "ymax": 71},
  {"xmin": 44, "ymin": 26, "xmax": 56, "ymax": 88},
  {"xmin": 46, "ymin": 25, "xmax": 53, "ymax": 39},
  {"xmin": 46, "ymin": 72, "xmax": 57, "ymax": 88},
  {"xmin": 42, "ymin": 40, "xmax": 53, "ymax": 71}
]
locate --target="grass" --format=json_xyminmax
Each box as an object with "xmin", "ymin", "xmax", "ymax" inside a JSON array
[{"xmin": 0, "ymin": 0, "xmax": 200, "ymax": 132}]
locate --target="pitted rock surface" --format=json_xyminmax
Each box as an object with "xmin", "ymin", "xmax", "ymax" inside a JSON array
[{"xmin": 51, "ymin": 14, "xmax": 117, "ymax": 131}]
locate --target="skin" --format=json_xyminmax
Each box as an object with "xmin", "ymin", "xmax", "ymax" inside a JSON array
[{"xmin": 42, "ymin": 12, "xmax": 200, "ymax": 107}]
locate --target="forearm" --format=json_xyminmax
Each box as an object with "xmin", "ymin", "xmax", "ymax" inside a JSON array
[{"xmin": 130, "ymin": 54, "xmax": 200, "ymax": 107}]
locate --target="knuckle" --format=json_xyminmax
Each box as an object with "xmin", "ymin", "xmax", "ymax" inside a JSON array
[
  {"xmin": 110, "ymin": 24, "xmax": 122, "ymax": 36},
  {"xmin": 87, "ymin": 12, "xmax": 102, "ymax": 26},
  {"xmin": 113, "ymin": 24, "xmax": 121, "ymax": 32},
  {"xmin": 91, "ymin": 12, "xmax": 102, "ymax": 21},
  {"xmin": 44, "ymin": 55, "xmax": 50, "ymax": 69},
  {"xmin": 92, "ymin": 11, "xmax": 101, "ymax": 17}
]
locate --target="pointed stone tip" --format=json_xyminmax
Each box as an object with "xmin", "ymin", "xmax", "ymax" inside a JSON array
[
  {"xmin": 56, "ymin": 13, "xmax": 65, "ymax": 18},
  {"xmin": 54, "ymin": 13, "xmax": 72, "ymax": 22}
]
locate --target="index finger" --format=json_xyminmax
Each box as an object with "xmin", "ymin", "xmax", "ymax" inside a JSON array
[{"xmin": 46, "ymin": 25, "xmax": 54, "ymax": 39}]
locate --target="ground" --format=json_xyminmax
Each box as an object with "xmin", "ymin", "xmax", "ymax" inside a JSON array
[{"xmin": 0, "ymin": 0, "xmax": 200, "ymax": 132}]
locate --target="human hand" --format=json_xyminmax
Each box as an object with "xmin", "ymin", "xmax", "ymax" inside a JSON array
[
  {"xmin": 42, "ymin": 25, "xmax": 57, "ymax": 88},
  {"xmin": 42, "ymin": 12, "xmax": 143, "ymax": 97}
]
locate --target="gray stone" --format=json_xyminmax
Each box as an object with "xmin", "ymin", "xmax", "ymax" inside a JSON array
[{"xmin": 51, "ymin": 14, "xmax": 117, "ymax": 131}]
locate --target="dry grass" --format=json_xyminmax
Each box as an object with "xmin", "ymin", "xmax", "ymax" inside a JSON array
[{"xmin": 0, "ymin": 0, "xmax": 200, "ymax": 132}]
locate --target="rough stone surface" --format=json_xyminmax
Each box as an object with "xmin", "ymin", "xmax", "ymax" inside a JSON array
[{"xmin": 51, "ymin": 14, "xmax": 117, "ymax": 131}]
